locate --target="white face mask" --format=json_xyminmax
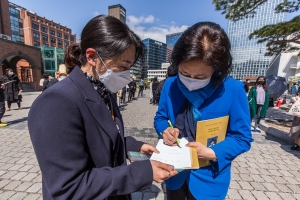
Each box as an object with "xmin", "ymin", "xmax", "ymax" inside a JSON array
[
  {"xmin": 178, "ymin": 73, "xmax": 212, "ymax": 91},
  {"xmin": 96, "ymin": 54, "xmax": 131, "ymax": 93},
  {"xmin": 58, "ymin": 75, "xmax": 67, "ymax": 81}
]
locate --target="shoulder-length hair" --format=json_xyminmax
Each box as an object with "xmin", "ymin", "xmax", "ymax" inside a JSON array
[{"xmin": 171, "ymin": 22, "xmax": 232, "ymax": 86}]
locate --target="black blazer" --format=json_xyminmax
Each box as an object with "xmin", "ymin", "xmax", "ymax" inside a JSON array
[{"xmin": 28, "ymin": 66, "xmax": 153, "ymax": 200}]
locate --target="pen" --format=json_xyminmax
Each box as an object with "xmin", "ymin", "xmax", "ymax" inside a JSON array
[{"xmin": 167, "ymin": 120, "xmax": 181, "ymax": 148}]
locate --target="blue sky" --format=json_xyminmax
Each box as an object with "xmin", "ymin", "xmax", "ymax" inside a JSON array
[{"xmin": 10, "ymin": 0, "xmax": 300, "ymax": 43}]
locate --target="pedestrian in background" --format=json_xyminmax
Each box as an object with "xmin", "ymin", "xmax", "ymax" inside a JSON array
[
  {"xmin": 291, "ymin": 82, "xmax": 298, "ymax": 97},
  {"xmin": 248, "ymin": 76, "xmax": 269, "ymax": 132},
  {"xmin": 4, "ymin": 68, "xmax": 23, "ymax": 111},
  {"xmin": 121, "ymin": 86, "xmax": 126, "ymax": 103},
  {"xmin": 138, "ymin": 79, "xmax": 144, "ymax": 97},
  {"xmin": 0, "ymin": 77, "xmax": 7, "ymax": 126},
  {"xmin": 128, "ymin": 77, "xmax": 135, "ymax": 102},
  {"xmin": 28, "ymin": 15, "xmax": 177, "ymax": 200},
  {"xmin": 149, "ymin": 79, "xmax": 153, "ymax": 104},
  {"xmin": 151, "ymin": 77, "xmax": 159, "ymax": 106},
  {"xmin": 244, "ymin": 79, "xmax": 250, "ymax": 94},
  {"xmin": 155, "ymin": 65, "xmax": 178, "ymax": 104}
]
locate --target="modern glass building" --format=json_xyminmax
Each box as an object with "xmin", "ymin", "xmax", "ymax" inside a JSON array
[
  {"xmin": 142, "ymin": 38, "xmax": 167, "ymax": 73},
  {"xmin": 166, "ymin": 32, "xmax": 183, "ymax": 47},
  {"xmin": 9, "ymin": 2, "xmax": 24, "ymax": 43},
  {"xmin": 227, "ymin": 0, "xmax": 285, "ymax": 80},
  {"xmin": 40, "ymin": 47, "xmax": 65, "ymax": 76}
]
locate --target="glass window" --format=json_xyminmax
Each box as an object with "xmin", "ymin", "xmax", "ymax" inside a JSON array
[
  {"xmin": 64, "ymin": 35, "xmax": 69, "ymax": 40},
  {"xmin": 57, "ymin": 32, "xmax": 62, "ymax": 38},
  {"xmin": 50, "ymin": 30, "xmax": 55, "ymax": 35},
  {"xmin": 32, "ymin": 23, "xmax": 39, "ymax": 30},
  {"xmin": 43, "ymin": 44, "xmax": 49, "ymax": 47},
  {"xmin": 34, "ymin": 41, "xmax": 40, "ymax": 47},
  {"xmin": 42, "ymin": 27, "xmax": 48, "ymax": 33},
  {"xmin": 42, "ymin": 35, "xmax": 48, "ymax": 42},
  {"xmin": 58, "ymin": 40, "xmax": 62, "ymax": 45},
  {"xmin": 33, "ymin": 32, "xmax": 40, "ymax": 39},
  {"xmin": 64, "ymin": 42, "xmax": 69, "ymax": 47},
  {"xmin": 71, "ymin": 37, "xmax": 74, "ymax": 42},
  {"xmin": 51, "ymin": 38, "xmax": 56, "ymax": 43}
]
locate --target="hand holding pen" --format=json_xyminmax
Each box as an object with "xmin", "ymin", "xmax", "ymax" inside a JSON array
[{"xmin": 161, "ymin": 120, "xmax": 181, "ymax": 147}]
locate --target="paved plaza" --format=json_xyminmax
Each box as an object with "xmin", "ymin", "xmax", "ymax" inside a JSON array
[{"xmin": 0, "ymin": 88, "xmax": 300, "ymax": 199}]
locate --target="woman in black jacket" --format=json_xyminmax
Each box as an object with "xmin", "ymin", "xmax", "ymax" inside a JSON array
[
  {"xmin": 152, "ymin": 77, "xmax": 159, "ymax": 106},
  {"xmin": 28, "ymin": 15, "xmax": 177, "ymax": 200},
  {"xmin": 4, "ymin": 68, "xmax": 23, "ymax": 111}
]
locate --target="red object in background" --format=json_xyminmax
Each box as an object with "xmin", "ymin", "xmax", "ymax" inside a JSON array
[{"xmin": 276, "ymin": 98, "xmax": 282, "ymax": 107}]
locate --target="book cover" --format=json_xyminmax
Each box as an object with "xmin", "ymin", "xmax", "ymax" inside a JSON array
[{"xmin": 196, "ymin": 115, "xmax": 229, "ymax": 167}]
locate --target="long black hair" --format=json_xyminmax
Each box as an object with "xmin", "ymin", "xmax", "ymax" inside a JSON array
[
  {"xmin": 64, "ymin": 15, "xmax": 145, "ymax": 72},
  {"xmin": 256, "ymin": 76, "xmax": 268, "ymax": 91},
  {"xmin": 171, "ymin": 22, "xmax": 232, "ymax": 86}
]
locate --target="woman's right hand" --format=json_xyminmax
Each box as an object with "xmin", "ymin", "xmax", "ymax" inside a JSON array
[
  {"xmin": 150, "ymin": 160, "xmax": 178, "ymax": 183},
  {"xmin": 162, "ymin": 127, "xmax": 180, "ymax": 146}
]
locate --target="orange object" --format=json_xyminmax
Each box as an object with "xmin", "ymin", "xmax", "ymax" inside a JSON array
[{"xmin": 276, "ymin": 98, "xmax": 282, "ymax": 107}]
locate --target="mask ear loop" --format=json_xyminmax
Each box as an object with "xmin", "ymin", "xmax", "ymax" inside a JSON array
[{"xmin": 96, "ymin": 52, "xmax": 108, "ymax": 70}]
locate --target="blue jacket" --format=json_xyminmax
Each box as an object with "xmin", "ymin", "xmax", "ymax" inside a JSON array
[{"xmin": 154, "ymin": 76, "xmax": 253, "ymax": 199}]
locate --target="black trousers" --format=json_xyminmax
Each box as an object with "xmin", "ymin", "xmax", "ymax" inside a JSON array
[
  {"xmin": 166, "ymin": 181, "xmax": 196, "ymax": 200},
  {"xmin": 138, "ymin": 89, "xmax": 144, "ymax": 97},
  {"xmin": 0, "ymin": 102, "xmax": 5, "ymax": 122},
  {"xmin": 7, "ymin": 100, "xmax": 21, "ymax": 109}
]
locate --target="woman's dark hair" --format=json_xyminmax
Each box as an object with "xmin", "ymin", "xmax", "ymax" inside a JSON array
[
  {"xmin": 256, "ymin": 76, "xmax": 268, "ymax": 91},
  {"xmin": 167, "ymin": 64, "xmax": 178, "ymax": 77},
  {"xmin": 171, "ymin": 22, "xmax": 232, "ymax": 86},
  {"xmin": 43, "ymin": 73, "xmax": 50, "ymax": 79},
  {"xmin": 64, "ymin": 15, "xmax": 145, "ymax": 72}
]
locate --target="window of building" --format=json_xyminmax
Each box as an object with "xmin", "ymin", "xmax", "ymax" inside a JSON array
[
  {"xmin": 32, "ymin": 23, "xmax": 39, "ymax": 30},
  {"xmin": 58, "ymin": 40, "xmax": 63, "ymax": 45},
  {"xmin": 57, "ymin": 32, "xmax": 62, "ymax": 38},
  {"xmin": 71, "ymin": 37, "xmax": 74, "ymax": 42},
  {"xmin": 42, "ymin": 35, "xmax": 48, "ymax": 42},
  {"xmin": 34, "ymin": 41, "xmax": 40, "ymax": 47},
  {"xmin": 31, "ymin": 16, "xmax": 35, "ymax": 21},
  {"xmin": 33, "ymin": 32, "xmax": 40, "ymax": 39},
  {"xmin": 64, "ymin": 35, "xmax": 69, "ymax": 40},
  {"xmin": 43, "ymin": 44, "xmax": 49, "ymax": 47},
  {"xmin": 51, "ymin": 38, "xmax": 56, "ymax": 43},
  {"xmin": 50, "ymin": 30, "xmax": 55, "ymax": 35},
  {"xmin": 64, "ymin": 42, "xmax": 69, "ymax": 47},
  {"xmin": 42, "ymin": 27, "xmax": 48, "ymax": 33}
]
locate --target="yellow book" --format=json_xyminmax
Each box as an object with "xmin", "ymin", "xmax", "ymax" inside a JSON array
[{"xmin": 196, "ymin": 115, "xmax": 229, "ymax": 168}]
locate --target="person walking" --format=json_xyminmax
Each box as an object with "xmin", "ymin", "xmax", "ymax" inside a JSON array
[
  {"xmin": 128, "ymin": 78, "xmax": 135, "ymax": 102},
  {"xmin": 138, "ymin": 79, "xmax": 144, "ymax": 97},
  {"xmin": 4, "ymin": 69, "xmax": 23, "ymax": 111},
  {"xmin": 154, "ymin": 22, "xmax": 253, "ymax": 200},
  {"xmin": 291, "ymin": 83, "xmax": 298, "ymax": 97},
  {"xmin": 0, "ymin": 77, "xmax": 7, "ymax": 126},
  {"xmin": 121, "ymin": 86, "xmax": 127, "ymax": 104},
  {"xmin": 28, "ymin": 15, "xmax": 177, "ymax": 200},
  {"xmin": 248, "ymin": 76, "xmax": 269, "ymax": 132},
  {"xmin": 149, "ymin": 79, "xmax": 153, "ymax": 104},
  {"xmin": 152, "ymin": 77, "xmax": 159, "ymax": 106}
]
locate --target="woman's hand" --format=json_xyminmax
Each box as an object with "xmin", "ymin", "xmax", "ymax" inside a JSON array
[
  {"xmin": 162, "ymin": 127, "xmax": 179, "ymax": 146},
  {"xmin": 186, "ymin": 142, "xmax": 217, "ymax": 160},
  {"xmin": 140, "ymin": 144, "xmax": 159, "ymax": 154},
  {"xmin": 150, "ymin": 160, "xmax": 178, "ymax": 183}
]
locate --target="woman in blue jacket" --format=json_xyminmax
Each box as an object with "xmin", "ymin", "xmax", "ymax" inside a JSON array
[{"xmin": 154, "ymin": 22, "xmax": 253, "ymax": 199}]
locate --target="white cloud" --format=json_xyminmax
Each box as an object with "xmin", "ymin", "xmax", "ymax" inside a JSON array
[
  {"xmin": 127, "ymin": 15, "xmax": 188, "ymax": 43},
  {"xmin": 93, "ymin": 11, "xmax": 100, "ymax": 16}
]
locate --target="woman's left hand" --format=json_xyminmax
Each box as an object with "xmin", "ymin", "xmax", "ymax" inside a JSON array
[
  {"xmin": 140, "ymin": 144, "xmax": 159, "ymax": 154},
  {"xmin": 186, "ymin": 142, "xmax": 216, "ymax": 160}
]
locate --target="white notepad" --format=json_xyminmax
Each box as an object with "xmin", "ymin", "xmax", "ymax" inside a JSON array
[{"xmin": 150, "ymin": 138, "xmax": 197, "ymax": 169}]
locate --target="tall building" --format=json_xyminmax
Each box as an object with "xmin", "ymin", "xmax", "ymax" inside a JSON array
[
  {"xmin": 19, "ymin": 9, "xmax": 76, "ymax": 50},
  {"xmin": 166, "ymin": 32, "xmax": 183, "ymax": 47},
  {"xmin": 9, "ymin": 2, "xmax": 24, "ymax": 43},
  {"xmin": 0, "ymin": 0, "xmax": 12, "ymax": 38},
  {"xmin": 108, "ymin": 4, "xmax": 126, "ymax": 24},
  {"xmin": 227, "ymin": 0, "xmax": 285, "ymax": 80},
  {"xmin": 143, "ymin": 38, "xmax": 167, "ymax": 70},
  {"xmin": 166, "ymin": 45, "xmax": 173, "ymax": 63}
]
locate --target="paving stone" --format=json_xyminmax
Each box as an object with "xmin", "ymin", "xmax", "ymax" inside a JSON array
[
  {"xmin": 238, "ymin": 181, "xmax": 253, "ymax": 190},
  {"xmin": 251, "ymin": 191, "xmax": 269, "ymax": 199},
  {"xmin": 0, "ymin": 179, "xmax": 10, "ymax": 188},
  {"xmin": 250, "ymin": 182, "xmax": 267, "ymax": 191},
  {"xmin": 263, "ymin": 182, "xmax": 278, "ymax": 192},
  {"xmin": 0, "ymin": 191, "xmax": 16, "ymax": 200},
  {"xmin": 10, "ymin": 172, "xmax": 28, "ymax": 180},
  {"xmin": 265, "ymin": 192, "xmax": 283, "ymax": 200},
  {"xmin": 278, "ymin": 192, "xmax": 296, "ymax": 200},
  {"xmin": 229, "ymin": 180, "xmax": 241, "ymax": 189},
  {"xmin": 260, "ymin": 174, "xmax": 276, "ymax": 183},
  {"xmin": 21, "ymin": 173, "xmax": 38, "ymax": 182},
  {"xmin": 227, "ymin": 189, "xmax": 242, "ymax": 199},
  {"xmin": 26, "ymin": 183, "xmax": 42, "ymax": 193},
  {"xmin": 9, "ymin": 192, "xmax": 28, "ymax": 200},
  {"xmin": 23, "ymin": 193, "xmax": 41, "ymax": 200},
  {"xmin": 15, "ymin": 182, "xmax": 33, "ymax": 192},
  {"xmin": 3, "ymin": 180, "xmax": 22, "ymax": 190},
  {"xmin": 238, "ymin": 190, "xmax": 256, "ymax": 200},
  {"xmin": 275, "ymin": 183, "xmax": 293, "ymax": 193}
]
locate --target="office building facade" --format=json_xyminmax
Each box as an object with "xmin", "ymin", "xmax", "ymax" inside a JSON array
[
  {"xmin": 227, "ymin": 0, "xmax": 285, "ymax": 80},
  {"xmin": 8, "ymin": 2, "xmax": 24, "ymax": 43},
  {"xmin": 108, "ymin": 4, "xmax": 126, "ymax": 24},
  {"xmin": 0, "ymin": 0, "xmax": 12, "ymax": 38},
  {"xmin": 166, "ymin": 32, "xmax": 183, "ymax": 47},
  {"xmin": 143, "ymin": 38, "xmax": 167, "ymax": 72}
]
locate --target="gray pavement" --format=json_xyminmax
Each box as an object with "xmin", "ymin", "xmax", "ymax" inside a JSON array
[{"xmin": 0, "ymin": 88, "xmax": 300, "ymax": 199}]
